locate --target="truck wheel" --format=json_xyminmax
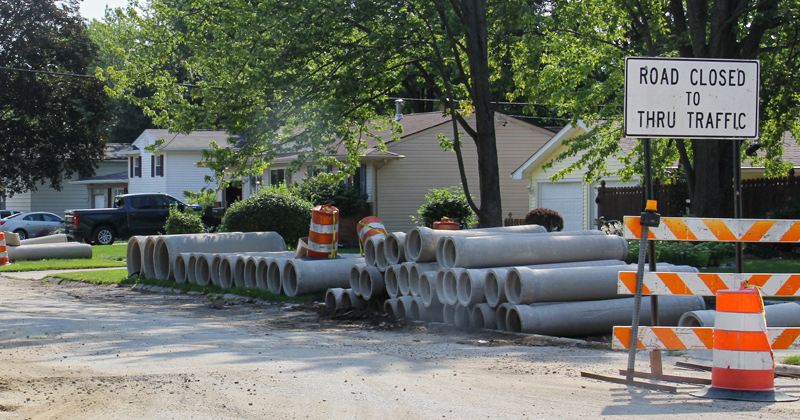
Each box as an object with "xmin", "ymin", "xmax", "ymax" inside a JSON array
[{"xmin": 92, "ymin": 226, "xmax": 115, "ymax": 246}]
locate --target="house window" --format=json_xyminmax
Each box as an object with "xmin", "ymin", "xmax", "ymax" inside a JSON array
[
  {"xmin": 151, "ymin": 155, "xmax": 164, "ymax": 177},
  {"xmin": 270, "ymin": 169, "xmax": 285, "ymax": 185},
  {"xmin": 306, "ymin": 166, "xmax": 321, "ymax": 178},
  {"xmin": 131, "ymin": 156, "xmax": 142, "ymax": 178}
]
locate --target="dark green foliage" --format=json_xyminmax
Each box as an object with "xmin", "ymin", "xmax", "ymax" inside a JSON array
[
  {"xmin": 627, "ymin": 240, "xmax": 735, "ymax": 267},
  {"xmin": 219, "ymin": 185, "xmax": 313, "ymax": 246},
  {"xmin": 413, "ymin": 186, "xmax": 476, "ymax": 228},
  {"xmin": 165, "ymin": 207, "xmax": 205, "ymax": 235},
  {"xmin": 292, "ymin": 175, "xmax": 367, "ymax": 219},
  {"xmin": 523, "ymin": 208, "xmax": 564, "ymax": 232},
  {"xmin": 767, "ymin": 197, "xmax": 800, "ymax": 220}
]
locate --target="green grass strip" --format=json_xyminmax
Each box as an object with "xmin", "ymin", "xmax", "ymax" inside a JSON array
[
  {"xmin": 0, "ymin": 244, "xmax": 127, "ymax": 272},
  {"xmin": 783, "ymin": 355, "xmax": 800, "ymax": 366}
]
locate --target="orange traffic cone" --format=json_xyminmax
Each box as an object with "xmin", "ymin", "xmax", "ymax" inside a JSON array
[
  {"xmin": 0, "ymin": 231, "xmax": 9, "ymax": 265},
  {"xmin": 693, "ymin": 282, "xmax": 797, "ymax": 402}
]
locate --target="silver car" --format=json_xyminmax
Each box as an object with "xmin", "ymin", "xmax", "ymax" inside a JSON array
[{"xmin": 0, "ymin": 212, "xmax": 64, "ymax": 240}]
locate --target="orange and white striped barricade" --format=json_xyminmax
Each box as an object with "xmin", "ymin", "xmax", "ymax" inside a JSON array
[
  {"xmin": 307, "ymin": 204, "xmax": 339, "ymax": 258},
  {"xmin": 612, "ymin": 327, "xmax": 800, "ymax": 351},
  {"xmin": 692, "ymin": 284, "xmax": 797, "ymax": 402},
  {"xmin": 0, "ymin": 232, "xmax": 8, "ymax": 265},
  {"xmin": 618, "ymin": 272, "xmax": 800, "ymax": 297},
  {"xmin": 624, "ymin": 216, "xmax": 800, "ymax": 243},
  {"xmin": 357, "ymin": 216, "xmax": 387, "ymax": 248}
]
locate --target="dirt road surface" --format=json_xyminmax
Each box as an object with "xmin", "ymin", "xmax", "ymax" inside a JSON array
[{"xmin": 0, "ymin": 277, "xmax": 798, "ymax": 419}]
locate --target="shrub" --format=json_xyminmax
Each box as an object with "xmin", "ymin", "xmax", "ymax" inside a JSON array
[
  {"xmin": 165, "ymin": 207, "xmax": 205, "ymax": 235},
  {"xmin": 626, "ymin": 240, "xmax": 734, "ymax": 267},
  {"xmin": 412, "ymin": 186, "xmax": 476, "ymax": 228},
  {"xmin": 292, "ymin": 174, "xmax": 368, "ymax": 218},
  {"xmin": 523, "ymin": 208, "xmax": 564, "ymax": 232},
  {"xmin": 219, "ymin": 184, "xmax": 313, "ymax": 246}
]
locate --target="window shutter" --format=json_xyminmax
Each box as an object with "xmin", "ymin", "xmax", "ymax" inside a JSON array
[
  {"xmin": 151, "ymin": 155, "xmax": 155, "ymax": 177},
  {"xmin": 130, "ymin": 158, "xmax": 134, "ymax": 178}
]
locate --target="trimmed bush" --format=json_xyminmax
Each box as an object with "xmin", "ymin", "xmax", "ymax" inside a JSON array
[
  {"xmin": 413, "ymin": 186, "xmax": 476, "ymax": 228},
  {"xmin": 219, "ymin": 185, "xmax": 313, "ymax": 246},
  {"xmin": 165, "ymin": 207, "xmax": 206, "ymax": 235},
  {"xmin": 523, "ymin": 208, "xmax": 564, "ymax": 232},
  {"xmin": 292, "ymin": 175, "xmax": 368, "ymax": 218},
  {"xmin": 626, "ymin": 240, "xmax": 734, "ymax": 267}
]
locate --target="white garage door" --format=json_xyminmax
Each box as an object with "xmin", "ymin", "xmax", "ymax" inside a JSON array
[{"xmin": 539, "ymin": 182, "xmax": 583, "ymax": 231}]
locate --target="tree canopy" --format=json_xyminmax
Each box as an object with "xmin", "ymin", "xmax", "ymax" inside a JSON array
[
  {"xmin": 0, "ymin": 0, "xmax": 110, "ymax": 196},
  {"xmin": 514, "ymin": 0, "xmax": 800, "ymax": 217},
  {"xmin": 99, "ymin": 0, "xmax": 546, "ymax": 227}
]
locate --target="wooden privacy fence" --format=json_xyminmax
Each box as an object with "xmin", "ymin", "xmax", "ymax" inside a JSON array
[{"xmin": 596, "ymin": 172, "xmax": 800, "ymax": 223}]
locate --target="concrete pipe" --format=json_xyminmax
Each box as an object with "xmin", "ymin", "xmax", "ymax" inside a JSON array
[
  {"xmin": 405, "ymin": 225, "xmax": 548, "ymax": 263},
  {"xmin": 153, "ymin": 232, "xmax": 286, "ymax": 281},
  {"xmin": 375, "ymin": 239, "xmax": 390, "ymax": 272},
  {"xmin": 126, "ymin": 236, "xmax": 148, "ymax": 277},
  {"xmin": 397, "ymin": 262, "xmax": 413, "ymax": 296},
  {"xmin": 266, "ymin": 258, "xmax": 288, "ymax": 295},
  {"xmin": 282, "ymin": 256, "xmax": 367, "ymax": 297},
  {"xmin": 395, "ymin": 296, "xmax": 415, "ymax": 320},
  {"xmin": 495, "ymin": 303, "xmax": 513, "ymax": 331},
  {"xmin": 384, "ymin": 232, "xmax": 406, "ymax": 265},
  {"xmin": 325, "ymin": 288, "xmax": 346, "ymax": 311},
  {"xmin": 19, "ymin": 234, "xmax": 69, "ymax": 246},
  {"xmin": 435, "ymin": 269, "xmax": 448, "ymax": 306},
  {"xmin": 471, "ymin": 303, "xmax": 496, "ymax": 330},
  {"xmin": 234, "ymin": 252, "xmax": 292, "ymax": 289},
  {"xmin": 442, "ymin": 304, "xmax": 456, "ymax": 325},
  {"xmin": 410, "ymin": 296, "xmax": 443, "ymax": 322},
  {"xmin": 359, "ymin": 265, "xmax": 385, "ymax": 300},
  {"xmin": 442, "ymin": 268, "xmax": 467, "ymax": 306},
  {"xmin": 142, "ymin": 236, "xmax": 158, "ymax": 279},
  {"xmin": 454, "ymin": 304, "xmax": 471, "ymax": 328},
  {"xmin": 364, "ymin": 235, "xmax": 384, "ymax": 268},
  {"xmin": 7, "ymin": 242, "xmax": 92, "ymax": 262},
  {"xmin": 418, "ymin": 270, "xmax": 442, "ymax": 308},
  {"xmin": 457, "ymin": 268, "xmax": 491, "ymax": 307},
  {"xmin": 484, "ymin": 260, "xmax": 627, "ymax": 308},
  {"xmin": 173, "ymin": 252, "xmax": 193, "ymax": 284},
  {"xmin": 439, "ymin": 232, "xmax": 628, "ymax": 269},
  {"xmin": 384, "ymin": 264, "xmax": 402, "ymax": 298},
  {"xmin": 506, "ymin": 296, "xmax": 706, "ymax": 337},
  {"xmin": 679, "ymin": 302, "xmax": 800, "ymax": 327},
  {"xmin": 384, "ymin": 298, "xmax": 399, "ymax": 317},
  {"xmin": 505, "ymin": 263, "xmax": 698, "ymax": 305},
  {"xmin": 349, "ymin": 263, "xmax": 366, "ymax": 297},
  {"xmin": 342, "ymin": 288, "xmax": 366, "ymax": 309},
  {"xmin": 409, "ymin": 263, "xmax": 441, "ymax": 297},
  {"xmin": 194, "ymin": 253, "xmax": 216, "ymax": 286}
]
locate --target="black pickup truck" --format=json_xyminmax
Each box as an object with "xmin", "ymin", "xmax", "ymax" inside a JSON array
[{"xmin": 64, "ymin": 193, "xmax": 219, "ymax": 245}]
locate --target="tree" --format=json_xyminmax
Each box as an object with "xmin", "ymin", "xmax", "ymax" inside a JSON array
[
  {"xmin": 0, "ymin": 0, "xmax": 111, "ymax": 196},
  {"xmin": 100, "ymin": 0, "xmax": 543, "ymax": 227},
  {"xmin": 514, "ymin": 0, "xmax": 800, "ymax": 217}
]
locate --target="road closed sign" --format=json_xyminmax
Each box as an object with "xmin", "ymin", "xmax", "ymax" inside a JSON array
[{"xmin": 624, "ymin": 57, "xmax": 759, "ymax": 139}]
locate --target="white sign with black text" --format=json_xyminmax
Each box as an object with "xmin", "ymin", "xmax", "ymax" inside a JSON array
[{"xmin": 624, "ymin": 57, "xmax": 759, "ymax": 139}]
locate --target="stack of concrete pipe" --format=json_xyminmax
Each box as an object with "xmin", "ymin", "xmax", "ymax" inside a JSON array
[
  {"xmin": 4, "ymin": 233, "xmax": 92, "ymax": 262},
  {"xmin": 325, "ymin": 224, "xmax": 711, "ymax": 338}
]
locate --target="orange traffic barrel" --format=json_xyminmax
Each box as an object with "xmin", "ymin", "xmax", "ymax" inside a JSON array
[
  {"xmin": 0, "ymin": 232, "xmax": 8, "ymax": 265},
  {"xmin": 357, "ymin": 216, "xmax": 387, "ymax": 247},
  {"xmin": 307, "ymin": 204, "xmax": 339, "ymax": 258},
  {"xmin": 433, "ymin": 217, "xmax": 460, "ymax": 230},
  {"xmin": 693, "ymin": 282, "xmax": 797, "ymax": 402}
]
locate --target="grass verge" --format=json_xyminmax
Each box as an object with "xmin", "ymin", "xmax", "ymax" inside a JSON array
[
  {"xmin": 49, "ymin": 269, "xmax": 322, "ymax": 304},
  {"xmin": 783, "ymin": 355, "xmax": 800, "ymax": 366},
  {"xmin": 705, "ymin": 258, "xmax": 800, "ymax": 274},
  {"xmin": 0, "ymin": 245, "xmax": 127, "ymax": 272}
]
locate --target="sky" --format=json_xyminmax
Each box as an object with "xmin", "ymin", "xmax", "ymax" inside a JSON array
[{"xmin": 79, "ymin": 0, "xmax": 130, "ymax": 22}]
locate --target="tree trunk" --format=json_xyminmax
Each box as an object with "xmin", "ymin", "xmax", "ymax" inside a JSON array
[
  {"xmin": 690, "ymin": 140, "xmax": 735, "ymax": 217},
  {"xmin": 462, "ymin": 0, "xmax": 502, "ymax": 227}
]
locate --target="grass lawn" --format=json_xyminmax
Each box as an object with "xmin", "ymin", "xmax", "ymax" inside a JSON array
[
  {"xmin": 703, "ymin": 258, "xmax": 800, "ymax": 274},
  {"xmin": 0, "ymin": 244, "xmax": 127, "ymax": 272}
]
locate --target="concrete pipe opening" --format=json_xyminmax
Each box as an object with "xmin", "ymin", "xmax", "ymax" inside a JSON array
[
  {"xmin": 359, "ymin": 267, "xmax": 373, "ymax": 300},
  {"xmin": 364, "ymin": 236, "xmax": 378, "ymax": 266},
  {"xmin": 384, "ymin": 232, "xmax": 406, "ymax": 265},
  {"xmin": 186, "ymin": 253, "xmax": 199, "ymax": 284},
  {"xmin": 210, "ymin": 255, "xmax": 226, "ymax": 286},
  {"xmin": 342, "ymin": 289, "xmax": 364, "ymax": 309},
  {"xmin": 442, "ymin": 269, "xmax": 461, "ymax": 306},
  {"xmin": 375, "ymin": 239, "xmax": 389, "ymax": 271},
  {"xmin": 435, "ymin": 270, "xmax": 448, "ymax": 306},
  {"xmin": 126, "ymin": 236, "xmax": 146, "ymax": 277},
  {"xmin": 409, "ymin": 298, "xmax": 423, "ymax": 321},
  {"xmin": 419, "ymin": 271, "xmax": 436, "ymax": 308},
  {"xmin": 267, "ymin": 260, "xmax": 283, "ymax": 295},
  {"xmin": 495, "ymin": 303, "xmax": 512, "ymax": 331},
  {"xmin": 405, "ymin": 229, "xmax": 425, "ymax": 262},
  {"xmin": 678, "ymin": 311, "xmax": 711, "ymax": 327},
  {"xmin": 484, "ymin": 269, "xmax": 506, "ymax": 308},
  {"xmin": 350, "ymin": 264, "xmax": 364, "ymax": 296},
  {"xmin": 384, "ymin": 264, "xmax": 400, "ymax": 298},
  {"xmin": 505, "ymin": 269, "xmax": 524, "ymax": 305},
  {"xmin": 282, "ymin": 261, "xmax": 300, "ymax": 296},
  {"xmin": 454, "ymin": 305, "xmax": 471, "ymax": 328},
  {"xmin": 233, "ymin": 256, "xmax": 248, "ymax": 288},
  {"xmin": 326, "ymin": 288, "xmax": 345, "ymax": 311},
  {"xmin": 457, "ymin": 269, "xmax": 488, "ymax": 307},
  {"xmin": 396, "ymin": 296, "xmax": 414, "ymax": 320},
  {"xmin": 195, "ymin": 254, "xmax": 213, "ymax": 286},
  {"xmin": 398, "ymin": 263, "xmax": 412, "ymax": 296},
  {"xmin": 471, "ymin": 304, "xmax": 495, "ymax": 329},
  {"xmin": 244, "ymin": 257, "xmax": 259, "ymax": 289},
  {"xmin": 142, "ymin": 237, "xmax": 158, "ymax": 279},
  {"xmin": 506, "ymin": 306, "xmax": 524, "ymax": 333},
  {"xmin": 173, "ymin": 253, "xmax": 189, "ymax": 284},
  {"xmin": 153, "ymin": 238, "xmax": 174, "ymax": 280},
  {"xmin": 384, "ymin": 298, "xmax": 399, "ymax": 317},
  {"xmin": 440, "ymin": 237, "xmax": 457, "ymax": 269},
  {"xmin": 442, "ymin": 304, "xmax": 456, "ymax": 325},
  {"xmin": 219, "ymin": 259, "xmax": 234, "ymax": 289},
  {"xmin": 256, "ymin": 259, "xmax": 270, "ymax": 290}
]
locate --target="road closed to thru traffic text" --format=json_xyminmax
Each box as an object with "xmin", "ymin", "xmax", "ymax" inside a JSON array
[{"xmin": 624, "ymin": 57, "xmax": 759, "ymax": 139}]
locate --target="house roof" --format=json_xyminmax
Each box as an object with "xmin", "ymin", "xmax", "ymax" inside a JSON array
[
  {"xmin": 145, "ymin": 129, "xmax": 242, "ymax": 150},
  {"xmin": 105, "ymin": 143, "xmax": 135, "ymax": 161},
  {"xmin": 70, "ymin": 171, "xmax": 128, "ymax": 185},
  {"xmin": 510, "ymin": 121, "xmax": 800, "ymax": 179}
]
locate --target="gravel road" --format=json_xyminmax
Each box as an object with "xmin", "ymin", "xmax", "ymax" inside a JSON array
[{"xmin": 0, "ymin": 277, "xmax": 798, "ymax": 419}]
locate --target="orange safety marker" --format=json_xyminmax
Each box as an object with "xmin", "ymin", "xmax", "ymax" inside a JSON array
[
  {"xmin": 307, "ymin": 204, "xmax": 339, "ymax": 258},
  {"xmin": 0, "ymin": 232, "xmax": 8, "ymax": 265},
  {"xmin": 357, "ymin": 216, "xmax": 387, "ymax": 247},
  {"xmin": 624, "ymin": 216, "xmax": 800, "ymax": 243},
  {"xmin": 612, "ymin": 327, "xmax": 800, "ymax": 351},
  {"xmin": 692, "ymin": 283, "xmax": 798, "ymax": 402},
  {"xmin": 618, "ymin": 271, "xmax": 800, "ymax": 297}
]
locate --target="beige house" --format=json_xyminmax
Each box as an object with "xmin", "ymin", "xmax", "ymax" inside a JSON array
[{"xmin": 251, "ymin": 112, "xmax": 556, "ymax": 232}]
